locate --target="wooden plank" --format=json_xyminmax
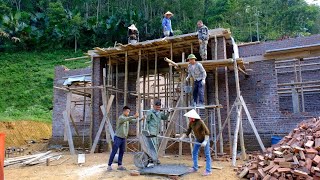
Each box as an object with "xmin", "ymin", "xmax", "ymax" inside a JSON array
[
  {"xmin": 158, "ymin": 97, "xmax": 182, "ymax": 156},
  {"xmin": 240, "ymin": 95, "xmax": 266, "ymax": 151},
  {"xmin": 22, "ymin": 151, "xmax": 52, "ymax": 165},
  {"xmin": 90, "ymin": 95, "xmax": 115, "ymax": 154},
  {"xmin": 63, "ymin": 111, "xmax": 75, "ymax": 155}
]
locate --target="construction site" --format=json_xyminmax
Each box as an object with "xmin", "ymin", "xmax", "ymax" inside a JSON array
[{"xmin": 3, "ymin": 27, "xmax": 320, "ymax": 180}]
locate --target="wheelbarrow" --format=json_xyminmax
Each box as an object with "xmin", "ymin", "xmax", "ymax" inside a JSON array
[{"xmin": 133, "ymin": 130, "xmax": 201, "ymax": 168}]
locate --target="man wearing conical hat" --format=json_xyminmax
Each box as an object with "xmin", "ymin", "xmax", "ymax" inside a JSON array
[
  {"xmin": 179, "ymin": 109, "xmax": 212, "ymax": 176},
  {"xmin": 128, "ymin": 24, "xmax": 139, "ymax": 44},
  {"xmin": 162, "ymin": 11, "xmax": 174, "ymax": 37},
  {"xmin": 185, "ymin": 54, "xmax": 207, "ymax": 107}
]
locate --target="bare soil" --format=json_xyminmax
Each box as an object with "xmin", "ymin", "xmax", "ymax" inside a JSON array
[
  {"xmin": 0, "ymin": 121, "xmax": 51, "ymax": 148},
  {"xmin": 5, "ymin": 153, "xmax": 241, "ymax": 180}
]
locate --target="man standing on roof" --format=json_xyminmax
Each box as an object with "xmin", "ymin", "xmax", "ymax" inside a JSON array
[
  {"xmin": 186, "ymin": 54, "xmax": 207, "ymax": 107},
  {"xmin": 179, "ymin": 109, "xmax": 212, "ymax": 176},
  {"xmin": 162, "ymin": 11, "xmax": 174, "ymax": 37},
  {"xmin": 128, "ymin": 24, "xmax": 139, "ymax": 44},
  {"xmin": 197, "ymin": 20, "xmax": 209, "ymax": 60}
]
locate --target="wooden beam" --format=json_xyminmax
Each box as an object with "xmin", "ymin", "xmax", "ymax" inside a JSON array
[
  {"xmin": 65, "ymin": 56, "xmax": 89, "ymax": 61},
  {"xmin": 124, "ymin": 51, "xmax": 128, "ymax": 105},
  {"xmin": 215, "ymin": 69, "xmax": 223, "ymax": 154},
  {"xmin": 239, "ymin": 96, "xmax": 265, "ymax": 152},
  {"xmin": 158, "ymin": 98, "xmax": 182, "ymax": 156},
  {"xmin": 63, "ymin": 111, "xmax": 75, "ymax": 155}
]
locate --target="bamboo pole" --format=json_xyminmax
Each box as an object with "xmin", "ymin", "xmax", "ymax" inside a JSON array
[{"xmin": 124, "ymin": 51, "xmax": 128, "ymax": 105}]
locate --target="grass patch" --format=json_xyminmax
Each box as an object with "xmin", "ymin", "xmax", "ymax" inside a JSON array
[{"xmin": 0, "ymin": 50, "xmax": 89, "ymax": 122}]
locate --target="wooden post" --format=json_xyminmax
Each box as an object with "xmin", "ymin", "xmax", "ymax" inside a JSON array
[
  {"xmin": 116, "ymin": 62, "xmax": 119, "ymax": 117},
  {"xmin": 298, "ymin": 58, "xmax": 305, "ymax": 112},
  {"xmin": 215, "ymin": 69, "xmax": 223, "ymax": 154},
  {"xmin": 147, "ymin": 55, "xmax": 150, "ymax": 108},
  {"xmin": 136, "ymin": 50, "xmax": 142, "ymax": 137},
  {"xmin": 169, "ymin": 43, "xmax": 173, "ymax": 108},
  {"xmin": 239, "ymin": 107, "xmax": 246, "ymax": 160},
  {"xmin": 190, "ymin": 43, "xmax": 194, "ymax": 54},
  {"xmin": 232, "ymin": 56, "xmax": 243, "ymax": 166},
  {"xmin": 225, "ymin": 66, "xmax": 232, "ymax": 155},
  {"xmin": 63, "ymin": 111, "xmax": 75, "ymax": 155},
  {"xmin": 154, "ymin": 50, "xmax": 158, "ymax": 100},
  {"xmin": 291, "ymin": 81, "xmax": 300, "ymax": 113},
  {"xmin": 124, "ymin": 51, "xmax": 128, "ymax": 105}
]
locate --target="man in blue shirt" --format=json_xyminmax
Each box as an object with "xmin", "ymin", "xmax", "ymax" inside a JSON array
[{"xmin": 162, "ymin": 11, "xmax": 174, "ymax": 37}]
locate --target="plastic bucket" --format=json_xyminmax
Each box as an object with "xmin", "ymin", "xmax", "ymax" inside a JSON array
[
  {"xmin": 0, "ymin": 133, "xmax": 5, "ymax": 180},
  {"xmin": 271, "ymin": 135, "xmax": 282, "ymax": 145}
]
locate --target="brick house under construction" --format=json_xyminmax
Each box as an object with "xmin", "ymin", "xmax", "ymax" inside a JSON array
[{"xmin": 51, "ymin": 28, "xmax": 320, "ymax": 155}]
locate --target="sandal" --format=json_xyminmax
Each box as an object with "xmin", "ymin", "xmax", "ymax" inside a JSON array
[
  {"xmin": 117, "ymin": 166, "xmax": 127, "ymax": 171},
  {"xmin": 202, "ymin": 171, "xmax": 212, "ymax": 176},
  {"xmin": 107, "ymin": 166, "xmax": 112, "ymax": 171},
  {"xmin": 188, "ymin": 168, "xmax": 197, "ymax": 173}
]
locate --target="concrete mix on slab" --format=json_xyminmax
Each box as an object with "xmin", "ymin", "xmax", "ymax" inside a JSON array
[{"xmin": 139, "ymin": 164, "xmax": 189, "ymax": 176}]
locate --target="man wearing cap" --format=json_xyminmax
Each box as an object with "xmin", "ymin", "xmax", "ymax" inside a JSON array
[
  {"xmin": 186, "ymin": 54, "xmax": 207, "ymax": 107},
  {"xmin": 146, "ymin": 100, "xmax": 171, "ymax": 149},
  {"xmin": 162, "ymin": 11, "xmax": 174, "ymax": 37},
  {"xmin": 128, "ymin": 24, "xmax": 139, "ymax": 44},
  {"xmin": 197, "ymin": 20, "xmax": 209, "ymax": 60},
  {"xmin": 179, "ymin": 109, "xmax": 212, "ymax": 176}
]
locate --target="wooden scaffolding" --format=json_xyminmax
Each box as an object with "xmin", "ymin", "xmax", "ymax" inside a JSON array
[{"xmin": 62, "ymin": 28, "xmax": 266, "ymax": 166}]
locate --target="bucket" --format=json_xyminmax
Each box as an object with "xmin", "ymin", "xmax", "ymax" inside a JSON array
[
  {"xmin": 271, "ymin": 135, "xmax": 282, "ymax": 145},
  {"xmin": 0, "ymin": 133, "xmax": 5, "ymax": 180}
]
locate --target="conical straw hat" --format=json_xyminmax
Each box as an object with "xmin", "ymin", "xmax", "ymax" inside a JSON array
[
  {"xmin": 183, "ymin": 109, "xmax": 201, "ymax": 119},
  {"xmin": 164, "ymin": 11, "xmax": 173, "ymax": 16},
  {"xmin": 128, "ymin": 24, "xmax": 138, "ymax": 31}
]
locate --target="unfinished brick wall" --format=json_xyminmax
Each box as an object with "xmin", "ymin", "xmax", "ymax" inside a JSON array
[{"xmin": 51, "ymin": 66, "xmax": 91, "ymax": 147}]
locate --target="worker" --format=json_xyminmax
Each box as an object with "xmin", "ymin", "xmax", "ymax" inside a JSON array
[
  {"xmin": 197, "ymin": 20, "xmax": 209, "ymax": 60},
  {"xmin": 107, "ymin": 106, "xmax": 143, "ymax": 171},
  {"xmin": 179, "ymin": 109, "xmax": 212, "ymax": 176},
  {"xmin": 162, "ymin": 11, "xmax": 174, "ymax": 37},
  {"xmin": 128, "ymin": 24, "xmax": 139, "ymax": 44},
  {"xmin": 185, "ymin": 54, "xmax": 207, "ymax": 107},
  {"xmin": 146, "ymin": 100, "xmax": 171, "ymax": 150}
]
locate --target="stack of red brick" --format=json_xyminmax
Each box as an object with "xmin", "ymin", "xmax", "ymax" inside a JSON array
[{"xmin": 237, "ymin": 117, "xmax": 320, "ymax": 180}]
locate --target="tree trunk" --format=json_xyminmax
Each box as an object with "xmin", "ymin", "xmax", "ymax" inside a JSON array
[{"xmin": 74, "ymin": 35, "xmax": 77, "ymax": 53}]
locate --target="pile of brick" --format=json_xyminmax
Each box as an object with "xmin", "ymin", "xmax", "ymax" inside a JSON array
[{"xmin": 237, "ymin": 117, "xmax": 320, "ymax": 180}]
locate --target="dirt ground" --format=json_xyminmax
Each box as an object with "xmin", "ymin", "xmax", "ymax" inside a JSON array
[
  {"xmin": 0, "ymin": 121, "xmax": 51, "ymax": 147},
  {"xmin": 5, "ymin": 152, "xmax": 242, "ymax": 180}
]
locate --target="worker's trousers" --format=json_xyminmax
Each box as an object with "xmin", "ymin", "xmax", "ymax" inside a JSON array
[
  {"xmin": 192, "ymin": 139, "xmax": 211, "ymax": 173},
  {"xmin": 193, "ymin": 80, "xmax": 204, "ymax": 105},
  {"xmin": 199, "ymin": 40, "xmax": 208, "ymax": 60},
  {"xmin": 108, "ymin": 136, "xmax": 126, "ymax": 166}
]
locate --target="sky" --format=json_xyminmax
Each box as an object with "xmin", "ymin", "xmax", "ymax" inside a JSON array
[{"xmin": 305, "ymin": 0, "xmax": 320, "ymax": 6}]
